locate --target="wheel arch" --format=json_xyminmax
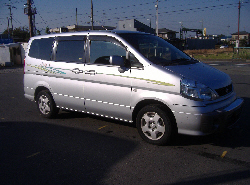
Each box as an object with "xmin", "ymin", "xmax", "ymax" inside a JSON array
[
  {"xmin": 34, "ymin": 86, "xmax": 52, "ymax": 102},
  {"xmin": 35, "ymin": 86, "xmax": 59, "ymax": 118},
  {"xmin": 132, "ymin": 99, "xmax": 177, "ymax": 129}
]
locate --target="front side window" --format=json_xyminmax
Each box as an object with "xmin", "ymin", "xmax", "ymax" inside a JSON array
[
  {"xmin": 129, "ymin": 52, "xmax": 143, "ymax": 68},
  {"xmin": 56, "ymin": 40, "xmax": 85, "ymax": 62},
  {"xmin": 29, "ymin": 37, "xmax": 54, "ymax": 60},
  {"xmin": 89, "ymin": 37, "xmax": 126, "ymax": 65}
]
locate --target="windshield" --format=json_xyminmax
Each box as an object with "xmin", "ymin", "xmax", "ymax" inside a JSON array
[{"xmin": 118, "ymin": 33, "xmax": 197, "ymax": 66}]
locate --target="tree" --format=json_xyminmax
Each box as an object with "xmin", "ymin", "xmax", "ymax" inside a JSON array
[
  {"xmin": 45, "ymin": 26, "xmax": 50, "ymax": 34},
  {"xmin": 2, "ymin": 26, "xmax": 30, "ymax": 42},
  {"xmin": 37, "ymin": 29, "xmax": 41, "ymax": 35},
  {"xmin": 239, "ymin": 39, "xmax": 247, "ymax": 47}
]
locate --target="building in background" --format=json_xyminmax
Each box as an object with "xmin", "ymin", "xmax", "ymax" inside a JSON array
[
  {"xmin": 50, "ymin": 25, "xmax": 116, "ymax": 33},
  {"xmin": 0, "ymin": 42, "xmax": 27, "ymax": 66},
  {"xmin": 118, "ymin": 19, "xmax": 155, "ymax": 34},
  {"xmin": 231, "ymin": 31, "xmax": 250, "ymax": 46},
  {"xmin": 158, "ymin": 28, "xmax": 177, "ymax": 40}
]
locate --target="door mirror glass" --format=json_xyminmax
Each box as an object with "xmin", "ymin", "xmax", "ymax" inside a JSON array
[{"xmin": 110, "ymin": 55, "xmax": 124, "ymax": 66}]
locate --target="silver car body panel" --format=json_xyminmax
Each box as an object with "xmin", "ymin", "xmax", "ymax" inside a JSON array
[{"xmin": 24, "ymin": 30, "xmax": 244, "ymax": 135}]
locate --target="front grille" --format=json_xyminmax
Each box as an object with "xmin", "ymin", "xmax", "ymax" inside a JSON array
[{"xmin": 215, "ymin": 84, "xmax": 233, "ymax": 96}]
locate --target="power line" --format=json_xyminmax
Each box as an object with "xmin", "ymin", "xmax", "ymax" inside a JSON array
[{"xmin": 1, "ymin": 0, "xmax": 249, "ymax": 34}]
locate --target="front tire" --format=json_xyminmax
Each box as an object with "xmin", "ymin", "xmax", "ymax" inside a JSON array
[
  {"xmin": 136, "ymin": 105, "xmax": 173, "ymax": 145},
  {"xmin": 36, "ymin": 90, "xmax": 58, "ymax": 118}
]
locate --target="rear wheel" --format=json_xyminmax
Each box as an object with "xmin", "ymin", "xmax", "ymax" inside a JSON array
[
  {"xmin": 36, "ymin": 90, "xmax": 58, "ymax": 118},
  {"xmin": 136, "ymin": 105, "xmax": 173, "ymax": 145}
]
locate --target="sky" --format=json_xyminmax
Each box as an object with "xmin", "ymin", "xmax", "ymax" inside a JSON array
[{"xmin": 0, "ymin": 0, "xmax": 250, "ymax": 37}]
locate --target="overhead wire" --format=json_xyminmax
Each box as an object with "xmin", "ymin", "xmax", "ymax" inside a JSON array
[
  {"xmin": 41, "ymin": 1, "xmax": 249, "ymax": 30},
  {"xmin": 1, "ymin": 0, "xmax": 249, "ymax": 33}
]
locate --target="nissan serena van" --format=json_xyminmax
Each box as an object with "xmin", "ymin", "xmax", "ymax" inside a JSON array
[{"xmin": 24, "ymin": 30, "xmax": 243, "ymax": 145}]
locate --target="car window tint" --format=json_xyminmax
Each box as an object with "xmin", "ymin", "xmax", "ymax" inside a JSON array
[
  {"xmin": 119, "ymin": 33, "xmax": 194, "ymax": 66},
  {"xmin": 89, "ymin": 40, "xmax": 126, "ymax": 65},
  {"xmin": 28, "ymin": 37, "xmax": 54, "ymax": 60},
  {"xmin": 56, "ymin": 40, "xmax": 85, "ymax": 62},
  {"xmin": 130, "ymin": 52, "xmax": 143, "ymax": 68}
]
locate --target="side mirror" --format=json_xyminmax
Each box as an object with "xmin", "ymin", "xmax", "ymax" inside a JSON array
[
  {"xmin": 110, "ymin": 55, "xmax": 129, "ymax": 73},
  {"xmin": 109, "ymin": 55, "xmax": 124, "ymax": 66}
]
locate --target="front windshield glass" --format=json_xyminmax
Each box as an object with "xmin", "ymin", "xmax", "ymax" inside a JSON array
[{"xmin": 118, "ymin": 33, "xmax": 197, "ymax": 66}]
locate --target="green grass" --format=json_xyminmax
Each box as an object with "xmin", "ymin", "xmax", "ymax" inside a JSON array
[
  {"xmin": 192, "ymin": 52, "xmax": 234, "ymax": 60},
  {"xmin": 185, "ymin": 48, "xmax": 250, "ymax": 60},
  {"xmin": 232, "ymin": 50, "xmax": 250, "ymax": 60}
]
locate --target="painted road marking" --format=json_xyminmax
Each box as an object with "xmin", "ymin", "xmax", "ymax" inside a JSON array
[
  {"xmin": 221, "ymin": 151, "xmax": 227, "ymax": 158},
  {"xmin": 26, "ymin": 152, "xmax": 40, "ymax": 158},
  {"xmin": 236, "ymin": 64, "xmax": 247, "ymax": 66},
  {"xmin": 98, "ymin": 125, "xmax": 108, "ymax": 130}
]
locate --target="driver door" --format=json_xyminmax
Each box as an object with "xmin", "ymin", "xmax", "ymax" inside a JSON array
[{"xmin": 83, "ymin": 36, "xmax": 132, "ymax": 121}]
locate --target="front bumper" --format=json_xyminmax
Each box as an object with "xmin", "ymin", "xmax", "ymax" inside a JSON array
[{"xmin": 200, "ymin": 97, "xmax": 244, "ymax": 134}]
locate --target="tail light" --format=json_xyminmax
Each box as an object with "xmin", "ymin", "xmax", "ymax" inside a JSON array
[{"xmin": 24, "ymin": 58, "xmax": 25, "ymax": 74}]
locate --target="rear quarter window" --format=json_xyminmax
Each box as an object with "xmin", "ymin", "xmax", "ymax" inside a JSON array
[{"xmin": 28, "ymin": 37, "xmax": 54, "ymax": 60}]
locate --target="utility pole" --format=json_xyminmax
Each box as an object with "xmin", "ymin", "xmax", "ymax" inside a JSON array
[
  {"xmin": 9, "ymin": 1, "xmax": 13, "ymax": 35},
  {"xmin": 7, "ymin": 17, "xmax": 9, "ymax": 36},
  {"xmin": 227, "ymin": 25, "xmax": 230, "ymax": 36},
  {"xmin": 6, "ymin": 0, "xmax": 15, "ymax": 37},
  {"xmin": 237, "ymin": 0, "xmax": 241, "ymax": 46},
  {"xmin": 147, "ymin": 18, "xmax": 151, "ymax": 28},
  {"xmin": 76, "ymin": 8, "xmax": 78, "ymax": 26},
  {"xmin": 179, "ymin": 21, "xmax": 183, "ymax": 40},
  {"xmin": 91, "ymin": 0, "xmax": 94, "ymax": 30},
  {"xmin": 24, "ymin": 0, "xmax": 37, "ymax": 37},
  {"xmin": 28, "ymin": 0, "xmax": 33, "ymax": 37},
  {"xmin": 200, "ymin": 19, "xmax": 203, "ymax": 39},
  {"xmin": 76, "ymin": 8, "xmax": 83, "ymax": 29},
  {"xmin": 155, "ymin": 0, "xmax": 158, "ymax": 36},
  {"xmin": 235, "ymin": 0, "xmax": 241, "ymax": 54}
]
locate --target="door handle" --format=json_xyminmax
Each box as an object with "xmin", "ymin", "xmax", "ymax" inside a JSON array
[{"xmin": 85, "ymin": 70, "xmax": 96, "ymax": 75}]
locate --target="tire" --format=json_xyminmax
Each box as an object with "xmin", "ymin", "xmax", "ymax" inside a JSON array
[
  {"xmin": 36, "ymin": 90, "xmax": 58, "ymax": 118},
  {"xmin": 136, "ymin": 105, "xmax": 173, "ymax": 145}
]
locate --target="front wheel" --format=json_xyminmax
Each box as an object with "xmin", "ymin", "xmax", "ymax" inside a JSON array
[
  {"xmin": 36, "ymin": 90, "xmax": 58, "ymax": 118},
  {"xmin": 136, "ymin": 105, "xmax": 173, "ymax": 145}
]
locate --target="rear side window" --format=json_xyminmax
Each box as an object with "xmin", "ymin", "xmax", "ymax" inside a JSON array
[
  {"xmin": 28, "ymin": 37, "xmax": 54, "ymax": 60},
  {"xmin": 55, "ymin": 40, "xmax": 85, "ymax": 62}
]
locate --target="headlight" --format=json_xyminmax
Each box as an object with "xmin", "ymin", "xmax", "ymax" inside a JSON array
[{"xmin": 180, "ymin": 78, "xmax": 218, "ymax": 101}]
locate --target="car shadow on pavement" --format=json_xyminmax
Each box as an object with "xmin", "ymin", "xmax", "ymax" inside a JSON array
[
  {"xmin": 169, "ymin": 169, "xmax": 250, "ymax": 185},
  {"xmin": 0, "ymin": 121, "xmax": 138, "ymax": 185},
  {"xmin": 54, "ymin": 109, "xmax": 136, "ymax": 128}
]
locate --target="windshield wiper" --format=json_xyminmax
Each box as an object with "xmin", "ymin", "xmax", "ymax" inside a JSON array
[
  {"xmin": 169, "ymin": 58, "xmax": 197, "ymax": 65},
  {"xmin": 150, "ymin": 57, "xmax": 198, "ymax": 66},
  {"xmin": 171, "ymin": 58, "xmax": 190, "ymax": 62}
]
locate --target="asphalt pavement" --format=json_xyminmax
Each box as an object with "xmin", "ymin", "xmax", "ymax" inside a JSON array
[{"xmin": 0, "ymin": 62, "xmax": 250, "ymax": 185}]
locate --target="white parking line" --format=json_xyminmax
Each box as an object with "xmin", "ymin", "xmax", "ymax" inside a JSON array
[{"xmin": 235, "ymin": 64, "xmax": 247, "ymax": 66}]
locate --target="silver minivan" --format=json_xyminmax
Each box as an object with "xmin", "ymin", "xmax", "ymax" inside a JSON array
[{"xmin": 24, "ymin": 30, "xmax": 244, "ymax": 145}]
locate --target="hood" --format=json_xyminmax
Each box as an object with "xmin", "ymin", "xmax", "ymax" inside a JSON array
[{"xmin": 164, "ymin": 62, "xmax": 232, "ymax": 90}]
